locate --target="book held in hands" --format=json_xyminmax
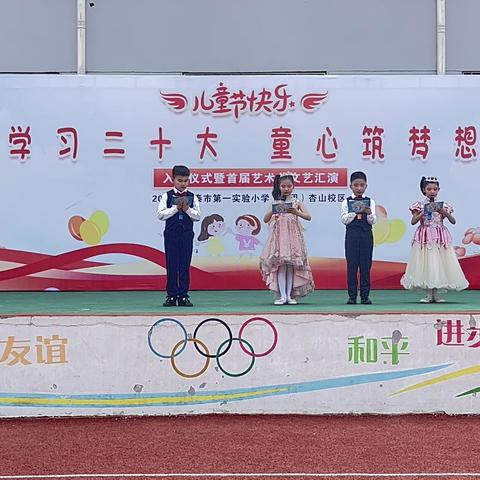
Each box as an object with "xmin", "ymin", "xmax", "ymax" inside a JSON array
[
  {"xmin": 173, "ymin": 195, "xmax": 193, "ymax": 208},
  {"xmin": 272, "ymin": 202, "xmax": 293, "ymax": 214},
  {"xmin": 424, "ymin": 201, "xmax": 444, "ymax": 219},
  {"xmin": 347, "ymin": 198, "xmax": 370, "ymax": 214}
]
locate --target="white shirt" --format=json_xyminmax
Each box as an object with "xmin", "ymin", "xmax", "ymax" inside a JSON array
[
  {"xmin": 157, "ymin": 188, "xmax": 201, "ymax": 222},
  {"xmin": 340, "ymin": 194, "xmax": 377, "ymax": 225}
]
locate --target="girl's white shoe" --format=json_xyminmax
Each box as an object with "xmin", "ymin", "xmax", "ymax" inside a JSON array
[
  {"xmin": 419, "ymin": 296, "xmax": 433, "ymax": 303},
  {"xmin": 432, "ymin": 288, "xmax": 445, "ymax": 303},
  {"xmin": 420, "ymin": 290, "xmax": 434, "ymax": 303},
  {"xmin": 274, "ymin": 298, "xmax": 286, "ymax": 305},
  {"xmin": 287, "ymin": 297, "xmax": 297, "ymax": 305},
  {"xmin": 433, "ymin": 293, "xmax": 445, "ymax": 303}
]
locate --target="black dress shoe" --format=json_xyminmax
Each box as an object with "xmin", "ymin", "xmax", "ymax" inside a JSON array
[
  {"xmin": 163, "ymin": 296, "xmax": 177, "ymax": 307},
  {"xmin": 177, "ymin": 296, "xmax": 193, "ymax": 307},
  {"xmin": 347, "ymin": 297, "xmax": 357, "ymax": 304},
  {"xmin": 361, "ymin": 297, "xmax": 372, "ymax": 305}
]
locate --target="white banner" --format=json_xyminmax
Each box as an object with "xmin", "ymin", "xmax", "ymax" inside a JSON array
[{"xmin": 0, "ymin": 75, "xmax": 479, "ymax": 290}]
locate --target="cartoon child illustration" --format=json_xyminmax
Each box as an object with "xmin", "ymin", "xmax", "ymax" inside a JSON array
[
  {"xmin": 234, "ymin": 214, "xmax": 263, "ymax": 256},
  {"xmin": 197, "ymin": 214, "xmax": 230, "ymax": 256}
]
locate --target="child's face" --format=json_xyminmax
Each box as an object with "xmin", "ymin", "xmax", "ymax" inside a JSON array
[
  {"xmin": 207, "ymin": 220, "xmax": 225, "ymax": 236},
  {"xmin": 279, "ymin": 179, "xmax": 294, "ymax": 197},
  {"xmin": 350, "ymin": 179, "xmax": 367, "ymax": 197},
  {"xmin": 236, "ymin": 219, "xmax": 254, "ymax": 235},
  {"xmin": 173, "ymin": 175, "xmax": 190, "ymax": 192},
  {"xmin": 424, "ymin": 183, "xmax": 440, "ymax": 200}
]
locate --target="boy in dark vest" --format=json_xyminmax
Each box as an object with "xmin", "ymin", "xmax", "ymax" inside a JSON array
[
  {"xmin": 157, "ymin": 165, "xmax": 201, "ymax": 306},
  {"xmin": 340, "ymin": 171, "xmax": 377, "ymax": 305}
]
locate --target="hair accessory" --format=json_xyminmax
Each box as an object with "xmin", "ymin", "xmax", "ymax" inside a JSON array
[
  {"xmin": 279, "ymin": 171, "xmax": 295, "ymax": 177},
  {"xmin": 425, "ymin": 176, "xmax": 438, "ymax": 182}
]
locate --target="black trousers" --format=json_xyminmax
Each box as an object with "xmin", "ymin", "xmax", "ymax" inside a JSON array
[
  {"xmin": 164, "ymin": 227, "xmax": 194, "ymax": 298},
  {"xmin": 345, "ymin": 229, "xmax": 373, "ymax": 300}
]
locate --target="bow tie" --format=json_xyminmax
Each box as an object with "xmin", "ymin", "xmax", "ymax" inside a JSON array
[{"xmin": 176, "ymin": 191, "xmax": 187, "ymax": 197}]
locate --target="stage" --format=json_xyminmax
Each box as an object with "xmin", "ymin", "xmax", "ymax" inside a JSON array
[
  {"xmin": 1, "ymin": 289, "xmax": 480, "ymax": 417},
  {"xmin": 0, "ymin": 289, "xmax": 478, "ymax": 316}
]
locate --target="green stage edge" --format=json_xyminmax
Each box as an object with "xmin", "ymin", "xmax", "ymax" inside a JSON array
[{"xmin": 0, "ymin": 290, "xmax": 479, "ymax": 316}]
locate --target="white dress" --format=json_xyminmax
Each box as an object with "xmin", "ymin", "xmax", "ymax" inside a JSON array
[{"xmin": 400, "ymin": 199, "xmax": 469, "ymax": 291}]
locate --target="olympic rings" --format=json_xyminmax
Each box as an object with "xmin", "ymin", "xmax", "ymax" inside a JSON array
[
  {"xmin": 238, "ymin": 317, "xmax": 278, "ymax": 358},
  {"xmin": 147, "ymin": 316, "xmax": 278, "ymax": 378},
  {"xmin": 148, "ymin": 318, "xmax": 187, "ymax": 359},
  {"xmin": 193, "ymin": 318, "xmax": 233, "ymax": 358},
  {"xmin": 216, "ymin": 337, "xmax": 255, "ymax": 378},
  {"xmin": 171, "ymin": 338, "xmax": 210, "ymax": 379}
]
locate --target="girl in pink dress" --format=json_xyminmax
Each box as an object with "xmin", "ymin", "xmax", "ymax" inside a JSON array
[
  {"xmin": 401, "ymin": 176, "xmax": 469, "ymax": 302},
  {"xmin": 260, "ymin": 173, "xmax": 315, "ymax": 305}
]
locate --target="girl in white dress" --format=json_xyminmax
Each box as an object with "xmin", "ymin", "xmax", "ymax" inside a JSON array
[{"xmin": 401, "ymin": 176, "xmax": 469, "ymax": 302}]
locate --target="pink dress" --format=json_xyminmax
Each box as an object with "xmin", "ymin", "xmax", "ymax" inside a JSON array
[
  {"xmin": 259, "ymin": 198, "xmax": 315, "ymax": 299},
  {"xmin": 400, "ymin": 199, "xmax": 468, "ymax": 291}
]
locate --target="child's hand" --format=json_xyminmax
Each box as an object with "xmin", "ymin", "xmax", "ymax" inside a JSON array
[
  {"xmin": 438, "ymin": 207, "xmax": 447, "ymax": 217},
  {"xmin": 287, "ymin": 207, "xmax": 298, "ymax": 215},
  {"xmin": 181, "ymin": 201, "xmax": 189, "ymax": 212},
  {"xmin": 363, "ymin": 207, "xmax": 372, "ymax": 215}
]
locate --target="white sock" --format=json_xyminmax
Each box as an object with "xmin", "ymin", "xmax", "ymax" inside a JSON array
[
  {"xmin": 277, "ymin": 265, "xmax": 287, "ymax": 299},
  {"xmin": 286, "ymin": 264, "xmax": 294, "ymax": 299}
]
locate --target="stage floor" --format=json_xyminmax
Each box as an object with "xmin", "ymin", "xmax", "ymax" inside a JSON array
[{"xmin": 0, "ymin": 290, "xmax": 479, "ymax": 316}]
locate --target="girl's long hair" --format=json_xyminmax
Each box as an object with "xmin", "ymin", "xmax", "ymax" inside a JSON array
[
  {"xmin": 197, "ymin": 214, "xmax": 224, "ymax": 241},
  {"xmin": 235, "ymin": 214, "xmax": 261, "ymax": 235},
  {"xmin": 272, "ymin": 174, "xmax": 294, "ymax": 200}
]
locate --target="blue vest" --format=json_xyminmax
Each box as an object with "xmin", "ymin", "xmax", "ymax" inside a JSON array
[
  {"xmin": 346, "ymin": 196, "xmax": 372, "ymax": 233},
  {"xmin": 165, "ymin": 189, "xmax": 195, "ymax": 233}
]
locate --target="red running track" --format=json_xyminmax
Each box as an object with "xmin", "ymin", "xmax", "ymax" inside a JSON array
[{"xmin": 1, "ymin": 415, "xmax": 480, "ymax": 479}]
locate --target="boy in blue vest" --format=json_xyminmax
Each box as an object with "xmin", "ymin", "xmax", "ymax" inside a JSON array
[
  {"xmin": 340, "ymin": 171, "xmax": 377, "ymax": 305},
  {"xmin": 157, "ymin": 165, "xmax": 201, "ymax": 306}
]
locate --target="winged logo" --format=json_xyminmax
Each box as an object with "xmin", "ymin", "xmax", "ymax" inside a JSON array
[
  {"xmin": 159, "ymin": 91, "xmax": 188, "ymax": 112},
  {"xmin": 300, "ymin": 92, "xmax": 328, "ymax": 112}
]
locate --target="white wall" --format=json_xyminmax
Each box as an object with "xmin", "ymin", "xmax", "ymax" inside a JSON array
[
  {"xmin": 1, "ymin": 0, "xmax": 478, "ymax": 74},
  {"xmin": 1, "ymin": 313, "xmax": 479, "ymax": 417}
]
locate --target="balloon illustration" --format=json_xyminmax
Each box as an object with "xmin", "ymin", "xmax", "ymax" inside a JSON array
[
  {"xmin": 373, "ymin": 218, "xmax": 390, "ymax": 245},
  {"xmin": 372, "ymin": 205, "xmax": 407, "ymax": 246},
  {"xmin": 384, "ymin": 219, "xmax": 407, "ymax": 244},
  {"xmin": 68, "ymin": 215, "xmax": 85, "ymax": 241},
  {"xmin": 462, "ymin": 227, "xmax": 480, "ymax": 246},
  {"xmin": 68, "ymin": 210, "xmax": 110, "ymax": 245},
  {"xmin": 89, "ymin": 210, "xmax": 109, "ymax": 236}
]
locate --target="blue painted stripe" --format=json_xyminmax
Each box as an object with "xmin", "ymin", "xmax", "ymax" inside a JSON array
[{"xmin": 0, "ymin": 363, "xmax": 451, "ymax": 408}]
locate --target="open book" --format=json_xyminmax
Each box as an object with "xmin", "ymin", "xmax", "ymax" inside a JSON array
[
  {"xmin": 423, "ymin": 201, "xmax": 443, "ymax": 213},
  {"xmin": 424, "ymin": 201, "xmax": 443, "ymax": 219},
  {"xmin": 272, "ymin": 202, "xmax": 293, "ymax": 214},
  {"xmin": 172, "ymin": 195, "xmax": 193, "ymax": 208},
  {"xmin": 347, "ymin": 198, "xmax": 370, "ymax": 213}
]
